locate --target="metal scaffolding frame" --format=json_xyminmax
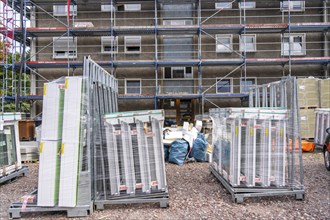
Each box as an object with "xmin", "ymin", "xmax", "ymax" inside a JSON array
[{"xmin": 0, "ymin": 0, "xmax": 329, "ymax": 117}]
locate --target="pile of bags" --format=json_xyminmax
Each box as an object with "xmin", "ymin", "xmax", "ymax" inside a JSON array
[{"xmin": 163, "ymin": 121, "xmax": 209, "ymax": 166}]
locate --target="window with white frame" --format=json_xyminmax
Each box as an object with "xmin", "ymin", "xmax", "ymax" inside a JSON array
[
  {"xmin": 125, "ymin": 79, "xmax": 141, "ymax": 94},
  {"xmin": 101, "ymin": 36, "xmax": 118, "ymax": 54},
  {"xmin": 281, "ymin": 1, "xmax": 305, "ymax": 12},
  {"xmin": 164, "ymin": 67, "xmax": 193, "ymax": 79},
  {"xmin": 281, "ymin": 33, "xmax": 306, "ymax": 56},
  {"xmin": 240, "ymin": 34, "xmax": 257, "ymax": 52},
  {"xmin": 53, "ymin": 36, "xmax": 77, "ymax": 59},
  {"xmin": 53, "ymin": 5, "xmax": 77, "ymax": 16},
  {"xmin": 124, "ymin": 4, "xmax": 141, "ymax": 11},
  {"xmin": 240, "ymin": 78, "xmax": 257, "ymax": 93},
  {"xmin": 162, "ymin": 20, "xmax": 193, "ymax": 26},
  {"xmin": 124, "ymin": 36, "xmax": 141, "ymax": 54},
  {"xmin": 216, "ymin": 78, "xmax": 233, "ymax": 93},
  {"xmin": 216, "ymin": 34, "xmax": 233, "ymax": 53},
  {"xmin": 215, "ymin": 2, "xmax": 233, "ymax": 9},
  {"xmin": 101, "ymin": 4, "xmax": 116, "ymax": 12},
  {"xmin": 239, "ymin": 2, "xmax": 256, "ymax": 9}
]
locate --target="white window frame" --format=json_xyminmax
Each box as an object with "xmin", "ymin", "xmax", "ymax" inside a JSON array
[
  {"xmin": 281, "ymin": 1, "xmax": 305, "ymax": 12},
  {"xmin": 125, "ymin": 79, "xmax": 141, "ymax": 95},
  {"xmin": 53, "ymin": 5, "xmax": 77, "ymax": 16},
  {"xmin": 240, "ymin": 77, "xmax": 257, "ymax": 93},
  {"xmin": 101, "ymin": 36, "xmax": 118, "ymax": 54},
  {"xmin": 53, "ymin": 36, "xmax": 77, "ymax": 59},
  {"xmin": 281, "ymin": 33, "xmax": 306, "ymax": 56},
  {"xmin": 162, "ymin": 20, "xmax": 193, "ymax": 26},
  {"xmin": 238, "ymin": 2, "xmax": 256, "ymax": 9},
  {"xmin": 164, "ymin": 67, "xmax": 193, "ymax": 79},
  {"xmin": 124, "ymin": 4, "xmax": 141, "ymax": 11},
  {"xmin": 215, "ymin": 2, "xmax": 233, "ymax": 9},
  {"xmin": 124, "ymin": 36, "xmax": 141, "ymax": 54},
  {"xmin": 216, "ymin": 78, "xmax": 233, "ymax": 94},
  {"xmin": 239, "ymin": 34, "xmax": 257, "ymax": 52},
  {"xmin": 101, "ymin": 4, "xmax": 116, "ymax": 12},
  {"xmin": 216, "ymin": 34, "xmax": 233, "ymax": 53}
]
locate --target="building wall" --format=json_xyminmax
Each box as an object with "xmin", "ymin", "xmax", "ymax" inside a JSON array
[{"xmin": 32, "ymin": 0, "xmax": 330, "ymax": 116}]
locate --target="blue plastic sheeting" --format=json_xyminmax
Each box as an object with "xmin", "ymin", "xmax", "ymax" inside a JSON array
[
  {"xmin": 189, "ymin": 133, "xmax": 208, "ymax": 162},
  {"xmin": 168, "ymin": 140, "xmax": 189, "ymax": 166}
]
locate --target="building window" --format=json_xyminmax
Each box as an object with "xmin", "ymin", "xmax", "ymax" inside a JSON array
[
  {"xmin": 53, "ymin": 5, "xmax": 77, "ymax": 16},
  {"xmin": 281, "ymin": 34, "xmax": 306, "ymax": 56},
  {"xmin": 240, "ymin": 78, "xmax": 257, "ymax": 93},
  {"xmin": 281, "ymin": 1, "xmax": 305, "ymax": 12},
  {"xmin": 216, "ymin": 34, "xmax": 233, "ymax": 53},
  {"xmin": 125, "ymin": 79, "xmax": 141, "ymax": 94},
  {"xmin": 124, "ymin": 36, "xmax": 141, "ymax": 54},
  {"xmin": 239, "ymin": 2, "xmax": 256, "ymax": 9},
  {"xmin": 101, "ymin": 36, "xmax": 118, "ymax": 54},
  {"xmin": 163, "ymin": 20, "xmax": 193, "ymax": 26},
  {"xmin": 216, "ymin": 78, "xmax": 233, "ymax": 93},
  {"xmin": 53, "ymin": 37, "xmax": 77, "ymax": 59},
  {"xmin": 215, "ymin": 2, "xmax": 233, "ymax": 9},
  {"xmin": 163, "ymin": 37, "xmax": 193, "ymax": 60},
  {"xmin": 164, "ymin": 67, "xmax": 193, "ymax": 79},
  {"xmin": 101, "ymin": 4, "xmax": 115, "ymax": 12},
  {"xmin": 239, "ymin": 34, "xmax": 257, "ymax": 52},
  {"xmin": 124, "ymin": 4, "xmax": 141, "ymax": 11}
]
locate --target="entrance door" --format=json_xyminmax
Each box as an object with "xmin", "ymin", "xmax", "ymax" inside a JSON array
[{"xmin": 161, "ymin": 99, "xmax": 195, "ymax": 126}]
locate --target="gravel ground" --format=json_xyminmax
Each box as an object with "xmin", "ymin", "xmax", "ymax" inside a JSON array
[{"xmin": 0, "ymin": 152, "xmax": 329, "ymax": 220}]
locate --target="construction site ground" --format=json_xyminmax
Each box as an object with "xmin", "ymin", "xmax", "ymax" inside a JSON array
[{"xmin": 0, "ymin": 152, "xmax": 329, "ymax": 220}]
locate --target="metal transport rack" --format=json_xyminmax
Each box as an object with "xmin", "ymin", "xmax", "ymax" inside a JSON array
[
  {"xmin": 314, "ymin": 108, "xmax": 330, "ymax": 148},
  {"xmin": 210, "ymin": 77, "xmax": 305, "ymax": 203},
  {"xmin": 0, "ymin": 113, "xmax": 29, "ymax": 184},
  {"xmin": 8, "ymin": 190, "xmax": 93, "ymax": 219},
  {"xmin": 94, "ymin": 110, "xmax": 169, "ymax": 210}
]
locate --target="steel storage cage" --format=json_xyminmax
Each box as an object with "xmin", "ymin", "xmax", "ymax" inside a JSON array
[
  {"xmin": 209, "ymin": 77, "xmax": 304, "ymax": 203},
  {"xmin": 314, "ymin": 108, "xmax": 330, "ymax": 147},
  {"xmin": 94, "ymin": 110, "xmax": 169, "ymax": 209}
]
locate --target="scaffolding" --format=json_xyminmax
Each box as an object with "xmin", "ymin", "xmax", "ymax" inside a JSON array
[{"xmin": 0, "ymin": 0, "xmax": 329, "ymax": 120}]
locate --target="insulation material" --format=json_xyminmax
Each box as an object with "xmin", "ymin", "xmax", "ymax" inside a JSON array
[
  {"xmin": 297, "ymin": 78, "xmax": 319, "ymax": 108},
  {"xmin": 210, "ymin": 108, "xmax": 288, "ymax": 188},
  {"xmin": 37, "ymin": 80, "xmax": 64, "ymax": 207},
  {"xmin": 41, "ymin": 81, "xmax": 65, "ymax": 141},
  {"xmin": 300, "ymin": 109, "xmax": 316, "ymax": 140},
  {"xmin": 20, "ymin": 141, "xmax": 39, "ymax": 162},
  {"xmin": 314, "ymin": 108, "xmax": 330, "ymax": 146},
  {"xmin": 0, "ymin": 119, "xmax": 22, "ymax": 178},
  {"xmin": 319, "ymin": 79, "xmax": 330, "ymax": 108},
  {"xmin": 37, "ymin": 141, "xmax": 61, "ymax": 206},
  {"xmin": 96, "ymin": 111, "xmax": 167, "ymax": 200},
  {"xmin": 58, "ymin": 77, "xmax": 83, "ymax": 207}
]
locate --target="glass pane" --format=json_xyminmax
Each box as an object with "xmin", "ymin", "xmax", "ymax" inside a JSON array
[
  {"xmin": 172, "ymin": 68, "xmax": 185, "ymax": 78},
  {"xmin": 217, "ymin": 80, "xmax": 231, "ymax": 93},
  {"xmin": 127, "ymin": 81, "xmax": 141, "ymax": 94}
]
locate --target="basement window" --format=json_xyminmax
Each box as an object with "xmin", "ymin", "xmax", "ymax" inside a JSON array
[
  {"xmin": 239, "ymin": 34, "xmax": 257, "ymax": 52},
  {"xmin": 125, "ymin": 79, "xmax": 141, "ymax": 94},
  {"xmin": 53, "ymin": 5, "xmax": 77, "ymax": 16},
  {"xmin": 216, "ymin": 78, "xmax": 233, "ymax": 93},
  {"xmin": 240, "ymin": 78, "xmax": 257, "ymax": 93},
  {"xmin": 101, "ymin": 36, "xmax": 118, "ymax": 54},
  {"xmin": 281, "ymin": 1, "xmax": 305, "ymax": 12},
  {"xmin": 216, "ymin": 34, "xmax": 233, "ymax": 53},
  {"xmin": 215, "ymin": 2, "xmax": 233, "ymax": 9},
  {"xmin": 53, "ymin": 36, "xmax": 77, "ymax": 59},
  {"xmin": 281, "ymin": 33, "xmax": 306, "ymax": 56},
  {"xmin": 101, "ymin": 4, "xmax": 116, "ymax": 12},
  {"xmin": 124, "ymin": 4, "xmax": 141, "ymax": 11},
  {"xmin": 124, "ymin": 36, "xmax": 141, "ymax": 54},
  {"xmin": 238, "ymin": 2, "xmax": 256, "ymax": 9}
]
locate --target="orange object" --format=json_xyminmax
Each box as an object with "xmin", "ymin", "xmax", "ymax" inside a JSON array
[{"xmin": 301, "ymin": 140, "xmax": 315, "ymax": 152}]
